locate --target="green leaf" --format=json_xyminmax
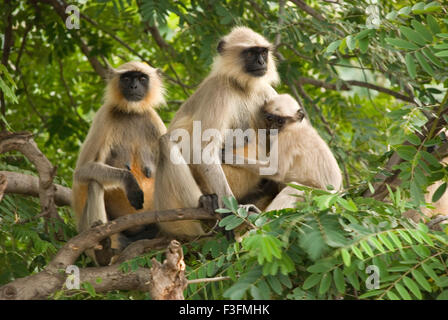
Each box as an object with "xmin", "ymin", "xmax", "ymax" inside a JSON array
[
  {"xmin": 437, "ymin": 290, "xmax": 448, "ymax": 300},
  {"xmin": 303, "ymin": 273, "xmax": 322, "ymax": 289},
  {"xmin": 337, "ymin": 198, "xmax": 358, "ymax": 212},
  {"xmin": 82, "ymin": 282, "xmax": 96, "ymax": 297},
  {"xmin": 395, "ymin": 282, "xmax": 412, "ymax": 300},
  {"xmin": 351, "ymin": 245, "xmax": 364, "ymax": 260},
  {"xmin": 307, "ymin": 261, "xmax": 336, "ymax": 273},
  {"xmin": 397, "ymin": 230, "xmax": 413, "ymax": 245},
  {"xmin": 378, "ymin": 234, "xmax": 395, "ymax": 251},
  {"xmin": 415, "ymin": 51, "xmax": 435, "ymax": 76},
  {"xmin": 423, "ymin": 1, "xmax": 441, "ymax": 13},
  {"xmin": 435, "ymin": 50, "xmax": 448, "ymax": 57},
  {"xmin": 387, "ymin": 232, "xmax": 403, "ymax": 249},
  {"xmin": 426, "ymin": 15, "xmax": 441, "ymax": 34},
  {"xmin": 400, "ymin": 26, "xmax": 427, "ymax": 46},
  {"xmin": 411, "ymin": 20, "xmax": 433, "ymax": 42},
  {"xmin": 326, "ymin": 40, "xmax": 342, "ymax": 54},
  {"xmin": 267, "ymin": 276, "xmax": 283, "ymax": 295},
  {"xmin": 422, "ymin": 47, "xmax": 444, "ymax": 68},
  {"xmin": 319, "ymin": 273, "xmax": 332, "ymax": 295},
  {"xmin": 359, "ymin": 37, "xmax": 369, "ymax": 54},
  {"xmin": 411, "ymin": 269, "xmax": 432, "ymax": 292},
  {"xmin": 422, "ymin": 263, "xmax": 440, "ymax": 282},
  {"xmin": 360, "ymin": 240, "xmax": 374, "ymax": 257},
  {"xmin": 386, "ymin": 290, "xmax": 400, "ymax": 300},
  {"xmin": 432, "ymin": 182, "xmax": 447, "ymax": 202},
  {"xmin": 386, "ymin": 38, "xmax": 420, "ymax": 50},
  {"xmin": 333, "ymin": 268, "xmax": 346, "ymax": 294},
  {"xmin": 402, "ymin": 276, "xmax": 422, "ymax": 299},
  {"xmin": 395, "ymin": 145, "xmax": 417, "ymax": 161},
  {"xmin": 341, "ymin": 248, "xmax": 351, "ymax": 267},
  {"xmin": 222, "ymin": 196, "xmax": 238, "ymax": 212},
  {"xmin": 411, "ymin": 2, "xmax": 425, "ymax": 14},
  {"xmin": 346, "ymin": 35, "xmax": 356, "ymax": 51},
  {"xmin": 434, "ymin": 43, "xmax": 448, "ymax": 49}
]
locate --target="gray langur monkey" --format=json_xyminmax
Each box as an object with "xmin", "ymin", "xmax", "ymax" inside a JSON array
[
  {"xmin": 154, "ymin": 27, "xmax": 280, "ymax": 238},
  {"xmin": 222, "ymin": 94, "xmax": 343, "ymax": 211},
  {"xmin": 72, "ymin": 61, "xmax": 166, "ymax": 265}
]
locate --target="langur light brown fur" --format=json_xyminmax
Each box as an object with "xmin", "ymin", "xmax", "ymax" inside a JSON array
[
  {"xmin": 72, "ymin": 61, "xmax": 166, "ymax": 265},
  {"xmin": 224, "ymin": 94, "xmax": 343, "ymax": 211},
  {"xmin": 154, "ymin": 27, "xmax": 279, "ymax": 237}
]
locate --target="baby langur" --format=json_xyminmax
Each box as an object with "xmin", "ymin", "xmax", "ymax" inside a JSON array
[
  {"xmin": 223, "ymin": 94, "xmax": 343, "ymax": 210},
  {"xmin": 72, "ymin": 61, "xmax": 166, "ymax": 266}
]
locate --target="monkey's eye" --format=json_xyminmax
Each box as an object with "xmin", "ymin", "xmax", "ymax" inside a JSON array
[
  {"xmin": 277, "ymin": 118, "xmax": 285, "ymax": 125},
  {"xmin": 246, "ymin": 51, "xmax": 253, "ymax": 58},
  {"xmin": 266, "ymin": 115, "xmax": 273, "ymax": 121},
  {"xmin": 139, "ymin": 76, "xmax": 147, "ymax": 83},
  {"xmin": 123, "ymin": 76, "xmax": 130, "ymax": 82}
]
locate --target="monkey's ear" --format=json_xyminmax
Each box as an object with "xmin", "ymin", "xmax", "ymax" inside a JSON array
[
  {"xmin": 217, "ymin": 40, "xmax": 226, "ymax": 55},
  {"xmin": 105, "ymin": 67, "xmax": 116, "ymax": 81},
  {"xmin": 156, "ymin": 68, "xmax": 163, "ymax": 78}
]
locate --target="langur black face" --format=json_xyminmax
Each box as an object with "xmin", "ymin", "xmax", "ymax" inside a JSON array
[
  {"xmin": 263, "ymin": 108, "xmax": 305, "ymax": 132},
  {"xmin": 241, "ymin": 46, "xmax": 269, "ymax": 77},
  {"xmin": 119, "ymin": 71, "xmax": 149, "ymax": 102}
]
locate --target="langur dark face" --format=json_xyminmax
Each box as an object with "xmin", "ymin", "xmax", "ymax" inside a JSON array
[
  {"xmin": 241, "ymin": 46, "xmax": 269, "ymax": 77},
  {"xmin": 263, "ymin": 108, "xmax": 305, "ymax": 132},
  {"xmin": 119, "ymin": 71, "xmax": 149, "ymax": 102}
]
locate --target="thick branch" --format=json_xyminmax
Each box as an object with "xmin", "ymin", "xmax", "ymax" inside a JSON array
[
  {"xmin": 0, "ymin": 132, "xmax": 59, "ymax": 219},
  {"xmin": 0, "ymin": 209, "xmax": 216, "ymax": 300},
  {"xmin": 0, "ymin": 171, "xmax": 71, "ymax": 206}
]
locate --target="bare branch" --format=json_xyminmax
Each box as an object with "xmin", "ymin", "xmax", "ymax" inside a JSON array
[
  {"xmin": 148, "ymin": 240, "xmax": 187, "ymax": 300},
  {"xmin": 0, "ymin": 171, "xmax": 71, "ymax": 206},
  {"xmin": 0, "ymin": 132, "xmax": 60, "ymax": 219},
  {"xmin": 0, "ymin": 174, "xmax": 7, "ymax": 202},
  {"xmin": 0, "ymin": 208, "xmax": 216, "ymax": 300}
]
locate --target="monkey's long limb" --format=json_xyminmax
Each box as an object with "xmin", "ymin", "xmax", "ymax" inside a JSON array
[
  {"xmin": 193, "ymin": 163, "xmax": 235, "ymax": 206},
  {"xmin": 75, "ymin": 162, "xmax": 134, "ymax": 187},
  {"xmin": 78, "ymin": 181, "xmax": 107, "ymax": 231},
  {"xmin": 75, "ymin": 161, "xmax": 143, "ymax": 210}
]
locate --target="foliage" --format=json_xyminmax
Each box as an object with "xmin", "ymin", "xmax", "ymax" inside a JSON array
[{"xmin": 0, "ymin": 0, "xmax": 448, "ymax": 300}]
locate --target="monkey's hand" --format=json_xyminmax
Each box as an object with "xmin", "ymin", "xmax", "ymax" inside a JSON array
[{"xmin": 124, "ymin": 173, "xmax": 144, "ymax": 210}]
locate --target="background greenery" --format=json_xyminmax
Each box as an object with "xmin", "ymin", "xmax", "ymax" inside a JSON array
[{"xmin": 1, "ymin": 0, "xmax": 448, "ymax": 300}]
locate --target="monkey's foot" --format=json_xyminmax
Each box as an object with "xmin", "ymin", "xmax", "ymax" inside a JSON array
[
  {"xmin": 240, "ymin": 203, "xmax": 261, "ymax": 214},
  {"xmin": 198, "ymin": 194, "xmax": 219, "ymax": 215}
]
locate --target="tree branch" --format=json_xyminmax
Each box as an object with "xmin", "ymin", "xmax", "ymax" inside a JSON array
[
  {"xmin": 289, "ymin": 0, "xmax": 325, "ymax": 21},
  {"xmin": 0, "ymin": 132, "xmax": 60, "ymax": 219},
  {"xmin": 0, "ymin": 208, "xmax": 217, "ymax": 300},
  {"xmin": 0, "ymin": 171, "xmax": 71, "ymax": 206},
  {"xmin": 37, "ymin": 0, "xmax": 109, "ymax": 79},
  {"xmin": 296, "ymin": 77, "xmax": 415, "ymax": 104}
]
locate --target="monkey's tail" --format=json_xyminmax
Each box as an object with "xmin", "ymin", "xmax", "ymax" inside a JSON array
[{"xmin": 154, "ymin": 134, "xmax": 205, "ymax": 237}]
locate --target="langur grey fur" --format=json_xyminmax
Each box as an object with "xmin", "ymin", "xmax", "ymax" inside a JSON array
[
  {"xmin": 72, "ymin": 61, "xmax": 166, "ymax": 265},
  {"xmin": 154, "ymin": 26, "xmax": 280, "ymax": 238},
  {"xmin": 223, "ymin": 94, "xmax": 343, "ymax": 211}
]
